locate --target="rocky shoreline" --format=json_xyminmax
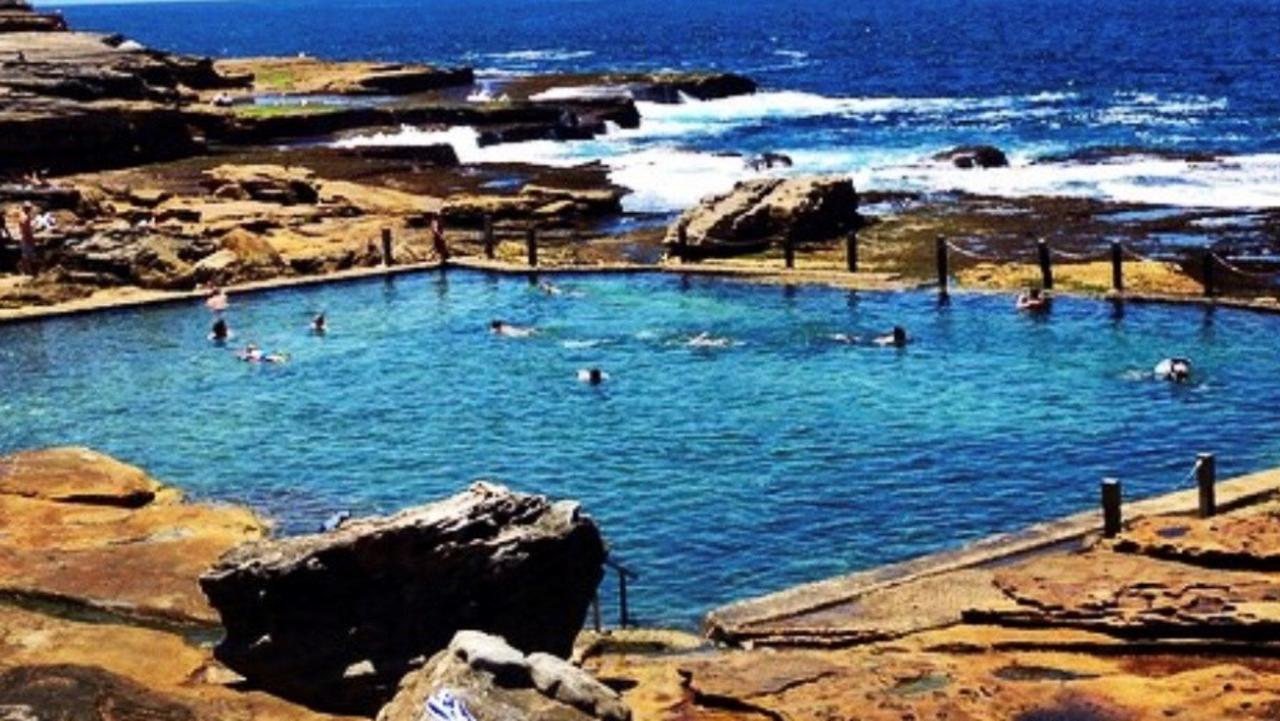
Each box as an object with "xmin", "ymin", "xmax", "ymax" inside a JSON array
[{"xmin": 7, "ymin": 445, "xmax": 1280, "ymax": 720}]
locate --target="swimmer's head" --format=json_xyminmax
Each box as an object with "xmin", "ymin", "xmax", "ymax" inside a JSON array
[
  {"xmin": 490, "ymin": 320, "xmax": 504, "ymax": 331},
  {"xmin": 1029, "ymin": 288, "xmax": 1042, "ymax": 300},
  {"xmin": 892, "ymin": 326, "xmax": 907, "ymax": 346},
  {"xmin": 588, "ymin": 368, "xmax": 603, "ymax": 385}
]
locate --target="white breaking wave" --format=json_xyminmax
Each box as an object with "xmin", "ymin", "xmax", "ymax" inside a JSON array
[
  {"xmin": 332, "ymin": 88, "xmax": 1273, "ymax": 213},
  {"xmin": 484, "ymin": 49, "xmax": 596, "ymax": 62},
  {"xmin": 528, "ymin": 85, "xmax": 634, "ymax": 102}
]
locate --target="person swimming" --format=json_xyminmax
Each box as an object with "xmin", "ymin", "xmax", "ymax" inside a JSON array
[
  {"xmin": 311, "ymin": 312, "xmax": 327, "ymax": 335},
  {"xmin": 829, "ymin": 332, "xmax": 860, "ymax": 345},
  {"xmin": 577, "ymin": 368, "xmax": 607, "ymax": 385},
  {"xmin": 873, "ymin": 326, "xmax": 909, "ymax": 348},
  {"xmin": 490, "ymin": 320, "xmax": 536, "ymax": 338},
  {"xmin": 209, "ymin": 317, "xmax": 231, "ymax": 343},
  {"xmin": 236, "ymin": 344, "xmax": 289, "ymax": 364},
  {"xmin": 687, "ymin": 331, "xmax": 732, "ymax": 348},
  {"xmin": 1155, "ymin": 357, "xmax": 1192, "ymax": 383},
  {"xmin": 1016, "ymin": 287, "xmax": 1050, "ymax": 312},
  {"xmin": 537, "ymin": 281, "xmax": 563, "ymax": 296}
]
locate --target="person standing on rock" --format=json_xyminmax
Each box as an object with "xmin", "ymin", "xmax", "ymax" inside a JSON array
[
  {"xmin": 429, "ymin": 212, "xmax": 449, "ymax": 264},
  {"xmin": 17, "ymin": 203, "xmax": 37, "ymax": 276}
]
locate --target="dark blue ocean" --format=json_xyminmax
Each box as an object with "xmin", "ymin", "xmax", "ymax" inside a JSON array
[{"xmin": 50, "ymin": 0, "xmax": 1280, "ymax": 211}]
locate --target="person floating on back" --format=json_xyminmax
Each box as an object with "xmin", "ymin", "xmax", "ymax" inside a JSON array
[
  {"xmin": 490, "ymin": 319, "xmax": 536, "ymax": 338},
  {"xmin": 1016, "ymin": 287, "xmax": 1050, "ymax": 313},
  {"xmin": 311, "ymin": 312, "xmax": 327, "ymax": 335},
  {"xmin": 873, "ymin": 325, "xmax": 909, "ymax": 348},
  {"xmin": 236, "ymin": 344, "xmax": 289, "ymax": 364},
  {"xmin": 1155, "ymin": 357, "xmax": 1192, "ymax": 383},
  {"xmin": 687, "ymin": 331, "xmax": 732, "ymax": 348},
  {"xmin": 209, "ymin": 317, "xmax": 231, "ymax": 343}
]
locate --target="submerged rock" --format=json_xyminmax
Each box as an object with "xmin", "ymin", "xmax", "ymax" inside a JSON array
[
  {"xmin": 199, "ymin": 481, "xmax": 607, "ymax": 714},
  {"xmin": 377, "ymin": 631, "xmax": 629, "ymax": 721},
  {"xmin": 665, "ymin": 176, "xmax": 859, "ymax": 257}
]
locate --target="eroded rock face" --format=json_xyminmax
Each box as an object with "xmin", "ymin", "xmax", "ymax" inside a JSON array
[
  {"xmin": 0, "ymin": 447, "xmax": 268, "ymax": 625},
  {"xmin": 665, "ymin": 176, "xmax": 859, "ymax": 257},
  {"xmin": 199, "ymin": 482, "xmax": 607, "ymax": 714},
  {"xmin": 378, "ymin": 631, "xmax": 629, "ymax": 721},
  {"xmin": 0, "ymin": 665, "xmax": 195, "ymax": 721}
]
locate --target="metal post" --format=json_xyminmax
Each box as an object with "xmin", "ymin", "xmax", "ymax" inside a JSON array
[
  {"xmin": 783, "ymin": 235, "xmax": 795, "ymax": 270},
  {"xmin": 1037, "ymin": 238, "xmax": 1053, "ymax": 290},
  {"xmin": 1197, "ymin": 452, "xmax": 1217, "ymax": 518},
  {"xmin": 483, "ymin": 215, "xmax": 495, "ymax": 260},
  {"xmin": 381, "ymin": 227, "xmax": 394, "ymax": 267},
  {"xmin": 1101, "ymin": 477, "xmax": 1122, "ymax": 538},
  {"xmin": 526, "ymin": 227, "xmax": 538, "ymax": 268},
  {"xmin": 846, "ymin": 230, "xmax": 858, "ymax": 273},
  {"xmin": 1111, "ymin": 241, "xmax": 1123, "ymax": 293},
  {"xmin": 935, "ymin": 236, "xmax": 949, "ymax": 298},
  {"xmin": 617, "ymin": 572, "xmax": 629, "ymax": 629},
  {"xmin": 1202, "ymin": 251, "xmax": 1216, "ymax": 297}
]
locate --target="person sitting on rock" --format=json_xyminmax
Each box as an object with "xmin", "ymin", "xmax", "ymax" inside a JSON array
[
  {"xmin": 428, "ymin": 212, "xmax": 449, "ymax": 263},
  {"xmin": 1016, "ymin": 287, "xmax": 1050, "ymax": 312},
  {"xmin": 873, "ymin": 326, "xmax": 909, "ymax": 348},
  {"xmin": 490, "ymin": 320, "xmax": 536, "ymax": 338}
]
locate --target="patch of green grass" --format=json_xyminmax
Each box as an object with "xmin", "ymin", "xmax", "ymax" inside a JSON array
[
  {"xmin": 255, "ymin": 68, "xmax": 297, "ymax": 91},
  {"xmin": 231, "ymin": 104, "xmax": 340, "ymax": 119}
]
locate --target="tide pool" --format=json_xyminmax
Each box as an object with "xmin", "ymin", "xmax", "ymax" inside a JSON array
[{"xmin": 3, "ymin": 272, "xmax": 1279, "ymax": 626}]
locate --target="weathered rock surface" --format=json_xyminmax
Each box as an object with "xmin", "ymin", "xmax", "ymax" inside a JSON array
[
  {"xmin": 975, "ymin": 550, "xmax": 1280, "ymax": 639},
  {"xmin": 1113, "ymin": 506, "xmax": 1280, "ymax": 570},
  {"xmin": 0, "ymin": 0, "xmax": 65, "ymax": 34},
  {"xmin": 199, "ymin": 481, "xmax": 607, "ymax": 714},
  {"xmin": 214, "ymin": 56, "xmax": 474, "ymax": 96},
  {"xmin": 0, "ymin": 447, "xmax": 268, "ymax": 625},
  {"xmin": 935, "ymin": 144, "xmax": 1010, "ymax": 169},
  {"xmin": 378, "ymin": 631, "xmax": 629, "ymax": 721},
  {"xmin": 443, "ymin": 184, "xmax": 627, "ymax": 225},
  {"xmin": 665, "ymin": 176, "xmax": 859, "ymax": 257}
]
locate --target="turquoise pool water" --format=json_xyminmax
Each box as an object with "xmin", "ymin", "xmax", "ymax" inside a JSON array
[{"xmin": 3, "ymin": 272, "xmax": 1279, "ymax": 626}]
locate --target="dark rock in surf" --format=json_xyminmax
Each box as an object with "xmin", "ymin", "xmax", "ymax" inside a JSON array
[
  {"xmin": 198, "ymin": 482, "xmax": 607, "ymax": 715},
  {"xmin": 934, "ymin": 145, "xmax": 1009, "ymax": 169}
]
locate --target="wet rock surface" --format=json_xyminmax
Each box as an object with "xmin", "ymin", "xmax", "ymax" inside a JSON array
[
  {"xmin": 199, "ymin": 481, "xmax": 607, "ymax": 714},
  {"xmin": 378, "ymin": 631, "xmax": 629, "ymax": 721},
  {"xmin": 935, "ymin": 145, "xmax": 1010, "ymax": 169},
  {"xmin": 665, "ymin": 176, "xmax": 859, "ymax": 257}
]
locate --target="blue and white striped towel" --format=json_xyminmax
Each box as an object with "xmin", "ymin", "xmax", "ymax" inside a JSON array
[{"xmin": 423, "ymin": 689, "xmax": 477, "ymax": 721}]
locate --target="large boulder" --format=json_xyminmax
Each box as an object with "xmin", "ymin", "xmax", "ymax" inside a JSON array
[
  {"xmin": 378, "ymin": 631, "xmax": 629, "ymax": 721},
  {"xmin": 665, "ymin": 176, "xmax": 859, "ymax": 258},
  {"xmin": 199, "ymin": 482, "xmax": 608, "ymax": 714}
]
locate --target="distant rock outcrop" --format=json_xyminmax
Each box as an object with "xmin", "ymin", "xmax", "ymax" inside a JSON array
[
  {"xmin": 934, "ymin": 145, "xmax": 1009, "ymax": 169},
  {"xmin": 665, "ymin": 176, "xmax": 859, "ymax": 257},
  {"xmin": 0, "ymin": 0, "xmax": 67, "ymax": 33},
  {"xmin": 377, "ymin": 631, "xmax": 630, "ymax": 721},
  {"xmin": 199, "ymin": 482, "xmax": 607, "ymax": 714}
]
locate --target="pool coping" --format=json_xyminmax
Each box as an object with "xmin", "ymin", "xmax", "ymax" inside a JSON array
[
  {"xmin": 4, "ymin": 256, "xmax": 1280, "ymax": 326},
  {"xmin": 703, "ymin": 465, "xmax": 1280, "ymax": 646}
]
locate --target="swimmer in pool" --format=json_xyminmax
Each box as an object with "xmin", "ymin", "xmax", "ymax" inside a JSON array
[
  {"xmin": 1015, "ymin": 287, "xmax": 1050, "ymax": 312},
  {"xmin": 236, "ymin": 344, "xmax": 289, "ymax": 364},
  {"xmin": 490, "ymin": 320, "xmax": 537, "ymax": 338},
  {"xmin": 829, "ymin": 332, "xmax": 859, "ymax": 345},
  {"xmin": 311, "ymin": 312, "xmax": 327, "ymax": 335},
  {"xmin": 577, "ymin": 368, "xmax": 607, "ymax": 385},
  {"xmin": 1155, "ymin": 357, "xmax": 1192, "ymax": 383},
  {"xmin": 537, "ymin": 281, "xmax": 563, "ymax": 296},
  {"xmin": 873, "ymin": 326, "xmax": 909, "ymax": 348},
  {"xmin": 209, "ymin": 317, "xmax": 231, "ymax": 343},
  {"xmin": 687, "ymin": 331, "xmax": 732, "ymax": 348},
  {"xmin": 205, "ymin": 285, "xmax": 229, "ymax": 313}
]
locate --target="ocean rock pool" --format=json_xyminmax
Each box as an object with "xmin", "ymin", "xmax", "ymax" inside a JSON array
[{"xmin": 3, "ymin": 271, "xmax": 1279, "ymax": 626}]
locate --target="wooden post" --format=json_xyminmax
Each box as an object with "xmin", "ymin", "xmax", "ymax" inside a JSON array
[
  {"xmin": 1197, "ymin": 452, "xmax": 1217, "ymax": 519},
  {"xmin": 1111, "ymin": 241, "xmax": 1123, "ymax": 293},
  {"xmin": 783, "ymin": 235, "xmax": 795, "ymax": 270},
  {"xmin": 380, "ymin": 227, "xmax": 394, "ymax": 266},
  {"xmin": 846, "ymin": 230, "xmax": 858, "ymax": 273},
  {"xmin": 591, "ymin": 593, "xmax": 602, "ymax": 633},
  {"xmin": 617, "ymin": 572, "xmax": 629, "ymax": 629},
  {"xmin": 1101, "ymin": 477, "xmax": 1122, "ymax": 538},
  {"xmin": 935, "ymin": 236, "xmax": 949, "ymax": 298},
  {"xmin": 1202, "ymin": 251, "xmax": 1216, "ymax": 297},
  {"xmin": 483, "ymin": 215, "xmax": 495, "ymax": 260},
  {"xmin": 1037, "ymin": 238, "xmax": 1053, "ymax": 290},
  {"xmin": 526, "ymin": 227, "xmax": 538, "ymax": 268}
]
